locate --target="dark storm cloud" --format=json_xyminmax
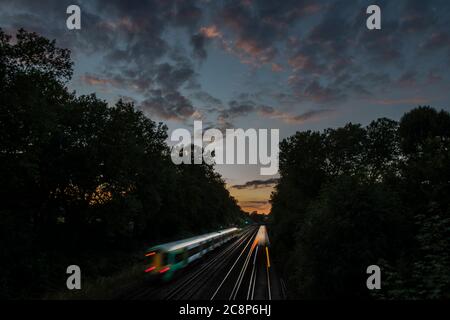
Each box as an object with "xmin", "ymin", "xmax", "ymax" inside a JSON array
[
  {"xmin": 304, "ymin": 80, "xmax": 346, "ymax": 103},
  {"xmin": 289, "ymin": 109, "xmax": 336, "ymax": 124},
  {"xmin": 215, "ymin": 98, "xmax": 336, "ymax": 126},
  {"xmin": 215, "ymin": 100, "xmax": 255, "ymax": 128},
  {"xmin": 232, "ymin": 178, "xmax": 279, "ymax": 190},
  {"xmin": 190, "ymin": 33, "xmax": 208, "ymax": 60},
  {"xmin": 211, "ymin": 99, "xmax": 254, "ymax": 126},
  {"xmin": 140, "ymin": 90, "xmax": 196, "ymax": 122},
  {"xmin": 258, "ymin": 106, "xmax": 336, "ymax": 124},
  {"xmin": 154, "ymin": 62, "xmax": 196, "ymax": 91},
  {"xmin": 224, "ymin": 100, "xmax": 257, "ymax": 117},
  {"xmin": 190, "ymin": 91, "xmax": 223, "ymax": 107}
]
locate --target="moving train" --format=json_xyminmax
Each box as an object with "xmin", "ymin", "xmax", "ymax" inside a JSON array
[{"xmin": 144, "ymin": 227, "xmax": 240, "ymax": 280}]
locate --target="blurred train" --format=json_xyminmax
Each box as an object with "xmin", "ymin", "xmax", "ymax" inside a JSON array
[{"xmin": 144, "ymin": 227, "xmax": 240, "ymax": 280}]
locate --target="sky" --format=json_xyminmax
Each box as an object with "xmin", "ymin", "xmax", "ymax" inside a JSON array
[{"xmin": 1, "ymin": 0, "xmax": 450, "ymax": 213}]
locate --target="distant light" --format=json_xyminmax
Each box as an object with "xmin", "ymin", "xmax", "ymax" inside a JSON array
[
  {"xmin": 145, "ymin": 252, "xmax": 156, "ymax": 257},
  {"xmin": 159, "ymin": 266, "xmax": 170, "ymax": 274},
  {"xmin": 265, "ymin": 246, "xmax": 271, "ymax": 268},
  {"xmin": 144, "ymin": 266, "xmax": 156, "ymax": 273}
]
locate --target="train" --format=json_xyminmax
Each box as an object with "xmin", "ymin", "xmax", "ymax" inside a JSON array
[{"xmin": 144, "ymin": 227, "xmax": 240, "ymax": 280}]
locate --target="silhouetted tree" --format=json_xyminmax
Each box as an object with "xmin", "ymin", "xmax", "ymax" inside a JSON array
[
  {"xmin": 0, "ymin": 29, "xmax": 245, "ymax": 299},
  {"xmin": 270, "ymin": 107, "xmax": 450, "ymax": 299}
]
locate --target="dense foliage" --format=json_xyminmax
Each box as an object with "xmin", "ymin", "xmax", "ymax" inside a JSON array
[
  {"xmin": 0, "ymin": 29, "xmax": 245, "ymax": 299},
  {"xmin": 270, "ymin": 109, "xmax": 450, "ymax": 299}
]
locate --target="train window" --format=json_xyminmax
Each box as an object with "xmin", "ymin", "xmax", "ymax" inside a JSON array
[
  {"xmin": 188, "ymin": 245, "xmax": 202, "ymax": 257},
  {"xmin": 160, "ymin": 252, "xmax": 168, "ymax": 265},
  {"xmin": 175, "ymin": 252, "xmax": 184, "ymax": 263}
]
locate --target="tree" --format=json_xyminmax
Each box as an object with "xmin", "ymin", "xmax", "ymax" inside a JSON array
[
  {"xmin": 270, "ymin": 106, "xmax": 450, "ymax": 299},
  {"xmin": 0, "ymin": 29, "xmax": 245, "ymax": 299}
]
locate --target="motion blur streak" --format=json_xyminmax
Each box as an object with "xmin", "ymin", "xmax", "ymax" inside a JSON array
[
  {"xmin": 159, "ymin": 267, "xmax": 170, "ymax": 274},
  {"xmin": 145, "ymin": 266, "xmax": 156, "ymax": 273}
]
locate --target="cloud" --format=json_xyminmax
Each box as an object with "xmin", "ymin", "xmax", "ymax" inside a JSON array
[
  {"xmin": 140, "ymin": 90, "xmax": 196, "ymax": 122},
  {"xmin": 232, "ymin": 178, "xmax": 279, "ymax": 190},
  {"xmin": 190, "ymin": 25, "xmax": 223, "ymax": 61},
  {"xmin": 171, "ymin": 0, "xmax": 203, "ymax": 29},
  {"xmin": 271, "ymin": 63, "xmax": 283, "ymax": 72},
  {"xmin": 190, "ymin": 33, "xmax": 208, "ymax": 60},
  {"xmin": 426, "ymin": 70, "xmax": 443, "ymax": 85},
  {"xmin": 80, "ymin": 74, "xmax": 118, "ymax": 87},
  {"xmin": 239, "ymin": 200, "xmax": 271, "ymax": 213},
  {"xmin": 212, "ymin": 97, "xmax": 336, "ymax": 127},
  {"xmin": 369, "ymin": 97, "xmax": 430, "ymax": 106},
  {"xmin": 288, "ymin": 53, "xmax": 326, "ymax": 75},
  {"xmin": 3, "ymin": 0, "xmax": 450, "ymax": 121},
  {"xmin": 213, "ymin": 0, "xmax": 323, "ymax": 66},
  {"xmin": 224, "ymin": 100, "xmax": 256, "ymax": 117},
  {"xmin": 241, "ymin": 200, "xmax": 269, "ymax": 205},
  {"xmin": 258, "ymin": 106, "xmax": 335, "ymax": 124},
  {"xmin": 190, "ymin": 91, "xmax": 223, "ymax": 107},
  {"xmin": 1, "ymin": 0, "xmax": 208, "ymax": 123},
  {"xmin": 154, "ymin": 62, "xmax": 196, "ymax": 91},
  {"xmin": 284, "ymin": 109, "xmax": 336, "ymax": 124},
  {"xmin": 397, "ymin": 71, "xmax": 418, "ymax": 88},
  {"xmin": 303, "ymin": 80, "xmax": 345, "ymax": 103},
  {"xmin": 422, "ymin": 32, "xmax": 450, "ymax": 51},
  {"xmin": 214, "ymin": 99, "xmax": 256, "ymax": 128},
  {"xmin": 200, "ymin": 25, "xmax": 222, "ymax": 39},
  {"xmin": 400, "ymin": 0, "xmax": 441, "ymax": 33}
]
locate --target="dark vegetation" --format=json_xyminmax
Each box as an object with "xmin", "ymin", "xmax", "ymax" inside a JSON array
[
  {"xmin": 270, "ymin": 105, "xmax": 450, "ymax": 299},
  {"xmin": 0, "ymin": 29, "xmax": 245, "ymax": 299}
]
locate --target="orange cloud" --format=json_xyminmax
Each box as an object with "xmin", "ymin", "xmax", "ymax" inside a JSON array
[
  {"xmin": 228, "ymin": 182, "xmax": 274, "ymax": 215},
  {"xmin": 80, "ymin": 74, "xmax": 117, "ymax": 86},
  {"xmin": 99, "ymin": 17, "xmax": 141, "ymax": 32},
  {"xmin": 232, "ymin": 39, "xmax": 276, "ymax": 66},
  {"xmin": 200, "ymin": 25, "xmax": 222, "ymax": 38},
  {"xmin": 271, "ymin": 63, "xmax": 283, "ymax": 72},
  {"xmin": 240, "ymin": 201, "xmax": 271, "ymax": 215}
]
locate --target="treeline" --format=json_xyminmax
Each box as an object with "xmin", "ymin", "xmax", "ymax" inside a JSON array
[
  {"xmin": 0, "ymin": 29, "xmax": 245, "ymax": 299},
  {"xmin": 270, "ymin": 107, "xmax": 450, "ymax": 299}
]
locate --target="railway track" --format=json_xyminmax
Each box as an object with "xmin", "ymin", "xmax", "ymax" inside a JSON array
[
  {"xmin": 118, "ymin": 225, "xmax": 279, "ymax": 300},
  {"xmin": 164, "ymin": 227, "xmax": 257, "ymax": 300},
  {"xmin": 211, "ymin": 225, "xmax": 272, "ymax": 301}
]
